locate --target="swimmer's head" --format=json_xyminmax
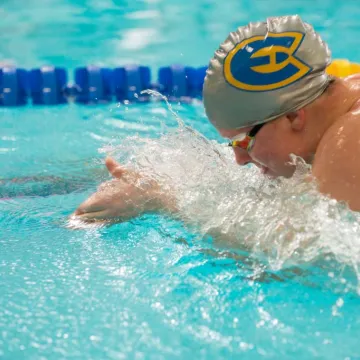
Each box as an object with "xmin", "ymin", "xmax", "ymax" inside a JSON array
[{"xmin": 203, "ymin": 15, "xmax": 332, "ymax": 130}]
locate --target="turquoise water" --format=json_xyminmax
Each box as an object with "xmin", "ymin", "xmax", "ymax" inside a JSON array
[{"xmin": 2, "ymin": 1, "xmax": 360, "ymax": 359}]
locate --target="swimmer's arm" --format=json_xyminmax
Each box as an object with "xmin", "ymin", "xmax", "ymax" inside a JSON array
[
  {"xmin": 312, "ymin": 116, "xmax": 360, "ymax": 211},
  {"xmin": 72, "ymin": 161, "xmax": 250, "ymax": 248},
  {"xmin": 73, "ymin": 157, "xmax": 179, "ymax": 222}
]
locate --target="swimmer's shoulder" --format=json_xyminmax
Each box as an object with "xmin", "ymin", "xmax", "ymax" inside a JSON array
[
  {"xmin": 313, "ymin": 112, "xmax": 360, "ymax": 171},
  {"xmin": 316, "ymin": 77, "xmax": 360, "ymax": 151},
  {"xmin": 312, "ymin": 110, "xmax": 360, "ymax": 211},
  {"xmin": 344, "ymin": 73, "xmax": 360, "ymax": 82}
]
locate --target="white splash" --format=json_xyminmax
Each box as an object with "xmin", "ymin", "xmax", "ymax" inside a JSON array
[
  {"xmin": 103, "ymin": 119, "xmax": 360, "ymax": 289},
  {"xmin": 96, "ymin": 91, "xmax": 360, "ymax": 291}
]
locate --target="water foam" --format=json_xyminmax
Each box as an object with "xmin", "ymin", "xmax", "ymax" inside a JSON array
[{"xmin": 101, "ymin": 94, "xmax": 360, "ymax": 291}]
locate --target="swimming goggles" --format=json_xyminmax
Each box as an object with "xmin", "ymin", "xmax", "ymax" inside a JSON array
[{"xmin": 228, "ymin": 123, "xmax": 265, "ymax": 152}]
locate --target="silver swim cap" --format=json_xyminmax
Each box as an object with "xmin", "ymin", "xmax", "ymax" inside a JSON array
[{"xmin": 203, "ymin": 15, "xmax": 332, "ymax": 130}]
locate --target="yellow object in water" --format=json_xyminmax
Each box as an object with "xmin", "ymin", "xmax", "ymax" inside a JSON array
[{"xmin": 326, "ymin": 59, "xmax": 360, "ymax": 77}]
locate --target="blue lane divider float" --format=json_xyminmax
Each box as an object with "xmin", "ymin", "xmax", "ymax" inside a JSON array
[
  {"xmin": 0, "ymin": 67, "xmax": 28, "ymax": 106},
  {"xmin": 113, "ymin": 65, "xmax": 151, "ymax": 102},
  {"xmin": 74, "ymin": 66, "xmax": 112, "ymax": 104},
  {"xmin": 0, "ymin": 64, "xmax": 207, "ymax": 106},
  {"xmin": 29, "ymin": 66, "xmax": 68, "ymax": 105},
  {"xmin": 158, "ymin": 65, "xmax": 207, "ymax": 100}
]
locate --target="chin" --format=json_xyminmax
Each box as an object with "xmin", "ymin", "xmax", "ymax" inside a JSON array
[
  {"xmin": 264, "ymin": 170, "xmax": 278, "ymax": 179},
  {"xmin": 263, "ymin": 167, "xmax": 294, "ymax": 179}
]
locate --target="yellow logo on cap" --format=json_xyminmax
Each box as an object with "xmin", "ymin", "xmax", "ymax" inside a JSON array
[{"xmin": 224, "ymin": 32, "xmax": 312, "ymax": 91}]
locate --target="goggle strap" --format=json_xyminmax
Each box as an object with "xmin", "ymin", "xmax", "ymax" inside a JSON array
[{"xmin": 248, "ymin": 123, "xmax": 265, "ymax": 137}]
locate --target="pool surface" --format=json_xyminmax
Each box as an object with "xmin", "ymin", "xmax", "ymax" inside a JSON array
[{"xmin": 2, "ymin": 1, "xmax": 360, "ymax": 359}]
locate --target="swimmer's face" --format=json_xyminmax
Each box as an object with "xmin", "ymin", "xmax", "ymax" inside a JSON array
[{"xmin": 218, "ymin": 110, "xmax": 310, "ymax": 178}]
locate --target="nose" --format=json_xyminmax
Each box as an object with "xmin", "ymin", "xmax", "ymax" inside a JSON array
[{"xmin": 233, "ymin": 147, "xmax": 252, "ymax": 166}]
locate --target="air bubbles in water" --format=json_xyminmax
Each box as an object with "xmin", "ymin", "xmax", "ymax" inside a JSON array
[{"xmin": 104, "ymin": 92, "xmax": 360, "ymax": 291}]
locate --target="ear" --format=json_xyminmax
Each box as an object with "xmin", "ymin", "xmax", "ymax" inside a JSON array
[{"xmin": 287, "ymin": 109, "xmax": 305, "ymax": 132}]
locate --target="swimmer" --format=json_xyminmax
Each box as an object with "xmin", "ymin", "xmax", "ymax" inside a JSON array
[{"xmin": 73, "ymin": 15, "xmax": 360, "ymax": 222}]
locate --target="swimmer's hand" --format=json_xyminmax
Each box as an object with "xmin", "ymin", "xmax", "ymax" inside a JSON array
[{"xmin": 73, "ymin": 157, "xmax": 176, "ymax": 223}]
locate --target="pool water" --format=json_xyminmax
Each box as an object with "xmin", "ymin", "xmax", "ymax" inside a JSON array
[{"xmin": 2, "ymin": 1, "xmax": 360, "ymax": 359}]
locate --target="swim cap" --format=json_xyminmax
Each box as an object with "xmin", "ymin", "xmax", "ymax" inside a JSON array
[{"xmin": 203, "ymin": 15, "xmax": 332, "ymax": 130}]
